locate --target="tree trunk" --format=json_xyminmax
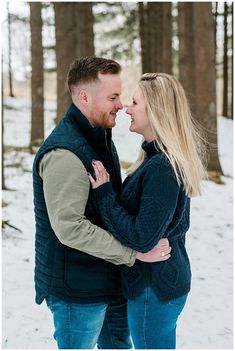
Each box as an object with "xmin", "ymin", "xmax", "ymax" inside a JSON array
[
  {"xmin": 2, "ymin": 112, "xmax": 6, "ymax": 190},
  {"xmin": 146, "ymin": 3, "xmax": 172, "ymax": 73},
  {"xmin": 179, "ymin": 3, "xmax": 222, "ymax": 174},
  {"xmin": 223, "ymin": 2, "xmax": 228, "ymax": 117},
  {"xmin": 138, "ymin": 2, "xmax": 150, "ymax": 73},
  {"xmin": 214, "ymin": 2, "xmax": 218, "ymax": 59},
  {"xmin": 147, "ymin": 2, "xmax": 163, "ymax": 72},
  {"xmin": 139, "ymin": 3, "xmax": 171, "ymax": 74},
  {"xmin": 30, "ymin": 2, "xmax": 44, "ymax": 147},
  {"xmin": 75, "ymin": 2, "xmax": 94, "ymax": 57},
  {"xmin": 231, "ymin": 3, "xmax": 234, "ymax": 119},
  {"xmin": 2, "ymin": 59, "xmax": 6, "ymax": 190},
  {"xmin": 54, "ymin": 2, "xmax": 95, "ymax": 122},
  {"xmin": 178, "ymin": 3, "xmax": 196, "ymax": 114},
  {"xmin": 162, "ymin": 2, "xmax": 172, "ymax": 74},
  {"xmin": 7, "ymin": 3, "xmax": 14, "ymax": 97},
  {"xmin": 54, "ymin": 2, "xmax": 76, "ymax": 121},
  {"xmin": 193, "ymin": 3, "xmax": 223, "ymax": 173}
]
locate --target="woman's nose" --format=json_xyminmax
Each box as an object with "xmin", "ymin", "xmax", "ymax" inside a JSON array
[{"xmin": 126, "ymin": 107, "xmax": 131, "ymax": 115}]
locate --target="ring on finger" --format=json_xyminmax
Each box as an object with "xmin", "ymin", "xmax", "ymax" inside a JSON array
[{"xmin": 161, "ymin": 251, "xmax": 165, "ymax": 257}]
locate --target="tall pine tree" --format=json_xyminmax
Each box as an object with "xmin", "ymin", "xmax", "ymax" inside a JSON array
[
  {"xmin": 178, "ymin": 3, "xmax": 223, "ymax": 175},
  {"xmin": 54, "ymin": 2, "xmax": 95, "ymax": 121},
  {"xmin": 30, "ymin": 2, "xmax": 44, "ymax": 147}
]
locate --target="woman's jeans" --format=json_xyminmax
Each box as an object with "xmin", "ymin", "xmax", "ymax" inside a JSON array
[
  {"xmin": 128, "ymin": 287, "xmax": 188, "ymax": 349},
  {"xmin": 45, "ymin": 294, "xmax": 132, "ymax": 349}
]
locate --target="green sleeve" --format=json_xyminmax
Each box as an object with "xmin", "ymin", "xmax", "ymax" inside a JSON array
[{"xmin": 39, "ymin": 148, "xmax": 136, "ymax": 267}]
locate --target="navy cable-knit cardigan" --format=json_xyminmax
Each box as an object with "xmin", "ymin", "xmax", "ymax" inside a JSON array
[{"xmin": 92, "ymin": 141, "xmax": 192, "ymax": 301}]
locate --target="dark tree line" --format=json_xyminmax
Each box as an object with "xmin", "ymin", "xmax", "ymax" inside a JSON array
[
  {"xmin": 222, "ymin": 2, "xmax": 233, "ymax": 119},
  {"xmin": 2, "ymin": 2, "xmax": 234, "ymax": 189},
  {"xmin": 29, "ymin": 2, "xmax": 44, "ymax": 147},
  {"xmin": 7, "ymin": 2, "xmax": 14, "ymax": 98},
  {"xmin": 178, "ymin": 2, "xmax": 222, "ymax": 174},
  {"xmin": 54, "ymin": 2, "xmax": 94, "ymax": 121},
  {"xmin": 138, "ymin": 2, "xmax": 172, "ymax": 74}
]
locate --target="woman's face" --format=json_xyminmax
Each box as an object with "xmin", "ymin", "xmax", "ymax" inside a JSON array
[{"xmin": 126, "ymin": 86, "xmax": 153, "ymax": 142}]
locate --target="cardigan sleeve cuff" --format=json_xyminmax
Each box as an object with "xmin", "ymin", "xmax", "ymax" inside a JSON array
[{"xmin": 92, "ymin": 181, "xmax": 115, "ymax": 201}]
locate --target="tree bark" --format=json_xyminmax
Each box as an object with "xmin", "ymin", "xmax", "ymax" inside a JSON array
[
  {"xmin": 29, "ymin": 2, "xmax": 44, "ymax": 147},
  {"xmin": 214, "ymin": 3, "xmax": 218, "ymax": 59},
  {"xmin": 138, "ymin": 2, "xmax": 150, "ymax": 73},
  {"xmin": 7, "ymin": 3, "xmax": 14, "ymax": 97},
  {"xmin": 179, "ymin": 2, "xmax": 222, "ymax": 173},
  {"xmin": 149, "ymin": 2, "xmax": 162, "ymax": 72},
  {"xmin": 75, "ymin": 2, "xmax": 94, "ymax": 57},
  {"xmin": 178, "ymin": 3, "xmax": 196, "ymax": 114},
  {"xmin": 223, "ymin": 2, "xmax": 228, "ymax": 117},
  {"xmin": 54, "ymin": 2, "xmax": 75, "ymax": 121},
  {"xmin": 162, "ymin": 2, "xmax": 172, "ymax": 74},
  {"xmin": 139, "ymin": 3, "xmax": 172, "ymax": 74},
  {"xmin": 54, "ymin": 2, "xmax": 95, "ymax": 122},
  {"xmin": 193, "ymin": 3, "xmax": 223, "ymax": 173},
  {"xmin": 231, "ymin": 3, "xmax": 234, "ymax": 118},
  {"xmin": 2, "ymin": 59, "xmax": 6, "ymax": 190}
]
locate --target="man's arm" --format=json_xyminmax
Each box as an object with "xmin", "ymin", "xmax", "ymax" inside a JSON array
[{"xmin": 39, "ymin": 148, "xmax": 136, "ymax": 266}]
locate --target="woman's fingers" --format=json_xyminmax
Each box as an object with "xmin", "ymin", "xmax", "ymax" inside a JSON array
[
  {"xmin": 160, "ymin": 244, "xmax": 171, "ymax": 252},
  {"xmin": 92, "ymin": 162, "xmax": 101, "ymax": 179},
  {"xmin": 93, "ymin": 160, "xmax": 106, "ymax": 173},
  {"xmin": 158, "ymin": 238, "xmax": 169, "ymax": 247},
  {"xmin": 159, "ymin": 246, "xmax": 172, "ymax": 257},
  {"xmin": 92, "ymin": 160, "xmax": 110, "ymax": 181},
  {"xmin": 160, "ymin": 238, "xmax": 169, "ymax": 244},
  {"xmin": 159, "ymin": 254, "xmax": 171, "ymax": 261},
  {"xmin": 88, "ymin": 173, "xmax": 98, "ymax": 189},
  {"xmin": 164, "ymin": 247, "xmax": 172, "ymax": 255},
  {"xmin": 90, "ymin": 160, "xmax": 110, "ymax": 187}
]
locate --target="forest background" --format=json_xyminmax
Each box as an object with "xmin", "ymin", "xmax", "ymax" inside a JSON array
[
  {"xmin": 1, "ymin": 1, "xmax": 234, "ymax": 349},
  {"xmin": 2, "ymin": 1, "xmax": 233, "ymax": 178}
]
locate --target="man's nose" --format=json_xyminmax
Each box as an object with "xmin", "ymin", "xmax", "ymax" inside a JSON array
[{"xmin": 116, "ymin": 99, "xmax": 123, "ymax": 110}]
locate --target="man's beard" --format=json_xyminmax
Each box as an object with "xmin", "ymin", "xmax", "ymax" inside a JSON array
[{"xmin": 100, "ymin": 112, "xmax": 116, "ymax": 129}]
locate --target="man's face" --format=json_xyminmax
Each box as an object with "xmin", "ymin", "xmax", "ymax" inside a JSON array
[{"xmin": 88, "ymin": 73, "xmax": 123, "ymax": 128}]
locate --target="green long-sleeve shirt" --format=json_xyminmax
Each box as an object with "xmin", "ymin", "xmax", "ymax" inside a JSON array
[{"xmin": 39, "ymin": 148, "xmax": 136, "ymax": 267}]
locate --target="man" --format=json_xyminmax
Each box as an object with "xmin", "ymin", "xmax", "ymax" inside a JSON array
[{"xmin": 33, "ymin": 57, "xmax": 170, "ymax": 349}]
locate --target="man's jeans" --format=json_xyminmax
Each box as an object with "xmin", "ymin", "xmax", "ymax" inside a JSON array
[
  {"xmin": 128, "ymin": 287, "xmax": 188, "ymax": 349},
  {"xmin": 45, "ymin": 295, "xmax": 132, "ymax": 349}
]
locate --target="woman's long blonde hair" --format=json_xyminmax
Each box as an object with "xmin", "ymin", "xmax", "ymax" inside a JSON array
[{"xmin": 127, "ymin": 73, "xmax": 207, "ymax": 197}]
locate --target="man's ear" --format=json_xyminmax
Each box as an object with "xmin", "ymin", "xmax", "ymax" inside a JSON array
[{"xmin": 79, "ymin": 89, "xmax": 89, "ymax": 105}]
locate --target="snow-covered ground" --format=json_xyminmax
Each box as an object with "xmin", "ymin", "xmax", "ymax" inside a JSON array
[{"xmin": 2, "ymin": 96, "xmax": 233, "ymax": 349}]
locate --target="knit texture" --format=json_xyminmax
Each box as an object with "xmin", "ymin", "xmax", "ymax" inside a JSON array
[{"xmin": 93, "ymin": 141, "xmax": 191, "ymax": 301}]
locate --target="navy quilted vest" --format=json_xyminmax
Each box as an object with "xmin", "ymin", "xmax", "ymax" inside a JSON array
[{"xmin": 33, "ymin": 103, "xmax": 122, "ymax": 304}]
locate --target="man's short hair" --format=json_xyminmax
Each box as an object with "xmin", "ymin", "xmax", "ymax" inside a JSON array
[{"xmin": 67, "ymin": 56, "xmax": 121, "ymax": 94}]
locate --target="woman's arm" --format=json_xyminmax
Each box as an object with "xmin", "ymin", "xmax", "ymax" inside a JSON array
[
  {"xmin": 41, "ymin": 149, "xmax": 170, "ymax": 266},
  {"xmin": 89, "ymin": 159, "xmax": 180, "ymax": 253}
]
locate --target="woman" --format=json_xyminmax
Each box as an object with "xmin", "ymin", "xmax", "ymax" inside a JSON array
[{"xmin": 88, "ymin": 73, "xmax": 207, "ymax": 349}]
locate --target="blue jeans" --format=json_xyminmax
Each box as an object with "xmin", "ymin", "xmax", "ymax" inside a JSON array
[
  {"xmin": 45, "ymin": 295, "xmax": 132, "ymax": 349},
  {"xmin": 128, "ymin": 287, "xmax": 187, "ymax": 349}
]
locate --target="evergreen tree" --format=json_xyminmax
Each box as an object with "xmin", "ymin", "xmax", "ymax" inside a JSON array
[
  {"xmin": 29, "ymin": 2, "xmax": 44, "ymax": 147},
  {"xmin": 179, "ymin": 3, "xmax": 223, "ymax": 174},
  {"xmin": 54, "ymin": 2, "xmax": 95, "ymax": 121},
  {"xmin": 138, "ymin": 2, "xmax": 172, "ymax": 73}
]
